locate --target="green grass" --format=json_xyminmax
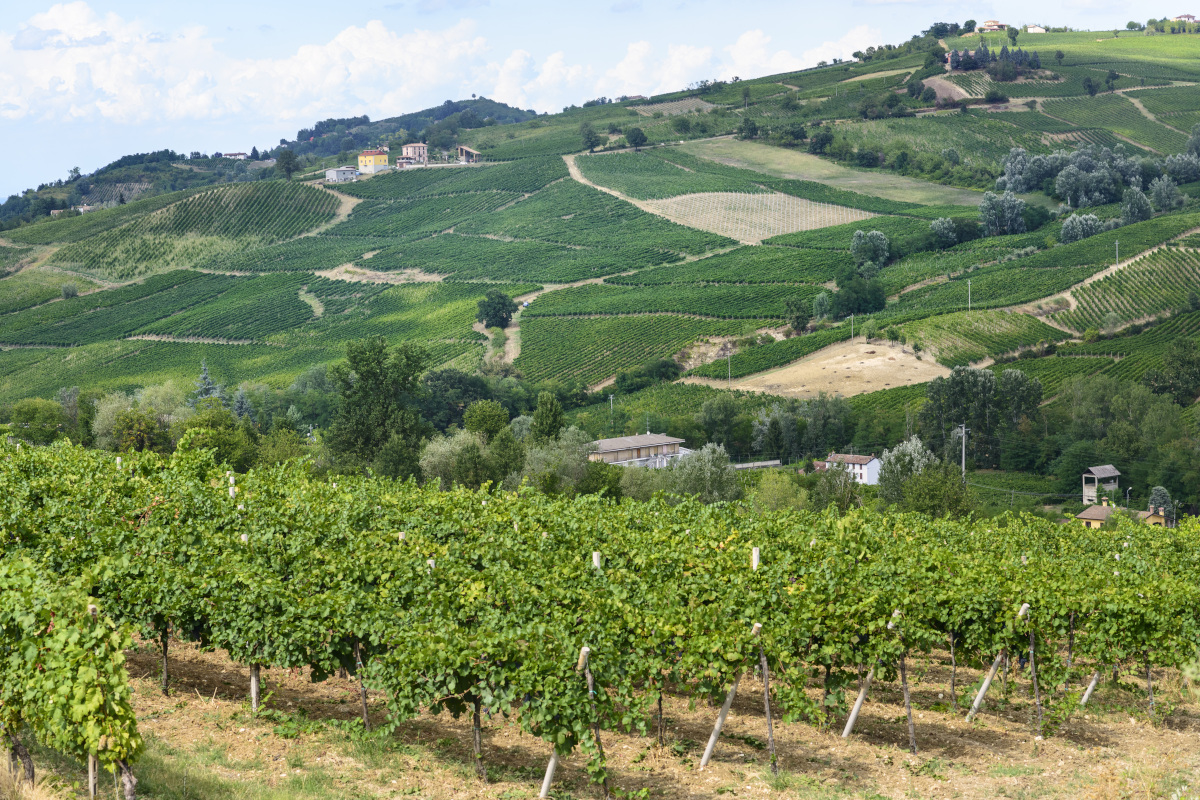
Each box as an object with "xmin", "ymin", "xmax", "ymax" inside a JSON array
[
  {"xmin": 0, "ymin": 267, "xmax": 100, "ymax": 315},
  {"xmin": 523, "ymin": 282, "xmax": 823, "ymax": 320},
  {"xmin": 516, "ymin": 315, "xmax": 742, "ymax": 385},
  {"xmin": 575, "ymin": 151, "xmax": 770, "ymax": 199}
]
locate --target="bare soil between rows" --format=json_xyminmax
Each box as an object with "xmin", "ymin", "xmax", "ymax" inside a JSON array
[{"xmin": 54, "ymin": 637, "xmax": 1200, "ymax": 799}]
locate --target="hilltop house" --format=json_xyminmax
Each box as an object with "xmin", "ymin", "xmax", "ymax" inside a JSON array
[
  {"xmin": 818, "ymin": 453, "xmax": 881, "ymax": 485},
  {"xmin": 978, "ymin": 19, "xmax": 1007, "ymax": 31},
  {"xmin": 400, "ymin": 143, "xmax": 428, "ymax": 164},
  {"xmin": 358, "ymin": 149, "xmax": 390, "ymax": 174},
  {"xmin": 1173, "ymin": 14, "xmax": 1197, "ymax": 22},
  {"xmin": 1026, "ymin": 24, "xmax": 1047, "ymax": 33},
  {"xmin": 1082, "ymin": 464, "xmax": 1119, "ymax": 504},
  {"xmin": 589, "ymin": 433, "xmax": 689, "ymax": 468},
  {"xmin": 224, "ymin": 152, "xmax": 248, "ymax": 160},
  {"xmin": 325, "ymin": 166, "xmax": 356, "ymax": 183},
  {"xmin": 457, "ymin": 145, "xmax": 482, "ymax": 163}
]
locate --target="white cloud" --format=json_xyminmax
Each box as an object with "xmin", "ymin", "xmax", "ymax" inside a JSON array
[
  {"xmin": 489, "ymin": 49, "xmax": 533, "ymax": 108},
  {"xmin": 801, "ymin": 24, "xmax": 882, "ymax": 65},
  {"xmin": 720, "ymin": 30, "xmax": 806, "ymax": 80},
  {"xmin": 0, "ymin": 3, "xmax": 487, "ymax": 125},
  {"xmin": 595, "ymin": 40, "xmax": 714, "ymax": 98}
]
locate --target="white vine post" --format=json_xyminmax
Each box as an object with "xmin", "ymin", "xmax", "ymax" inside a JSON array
[
  {"xmin": 749, "ymin": 548, "xmax": 777, "ymax": 773},
  {"xmin": 966, "ymin": 603, "xmax": 1029, "ymax": 722},
  {"xmin": 88, "ymin": 605, "xmax": 98, "ymax": 798},
  {"xmin": 1079, "ymin": 671, "xmax": 1102, "ymax": 707},
  {"xmin": 539, "ymin": 646, "xmax": 590, "ymax": 799},
  {"xmin": 700, "ymin": 622, "xmax": 762, "ymax": 769},
  {"xmin": 751, "ymin": 547, "xmax": 760, "ymax": 571},
  {"xmin": 842, "ymin": 665, "xmax": 875, "ymax": 738},
  {"xmin": 592, "ymin": 551, "xmax": 602, "ymax": 571}
]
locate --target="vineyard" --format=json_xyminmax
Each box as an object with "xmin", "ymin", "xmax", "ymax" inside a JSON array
[
  {"xmin": 1058, "ymin": 310, "xmax": 1200, "ymax": 381},
  {"xmin": 49, "ymin": 183, "xmax": 340, "ymax": 280},
  {"xmin": 361, "ymin": 234, "xmax": 677, "ymax": 283},
  {"xmin": 337, "ymin": 157, "xmax": 570, "ymax": 200},
  {"xmin": 605, "ymin": 245, "xmax": 852, "ymax": 286},
  {"xmin": 134, "ymin": 273, "xmax": 316, "ymax": 341},
  {"xmin": 945, "ymin": 67, "xmax": 1149, "ymax": 99},
  {"xmin": 1043, "ymin": 94, "xmax": 1188, "ymax": 155},
  {"xmin": 333, "ymin": 191, "xmax": 520, "ymax": 239},
  {"xmin": 765, "ymin": 214, "xmax": 936, "ymax": 251},
  {"xmin": 632, "ymin": 97, "xmax": 716, "ymax": 116},
  {"xmin": 1053, "ymin": 247, "xmax": 1200, "ymax": 332},
  {"xmin": 8, "ymin": 443, "xmax": 1200, "ymax": 797},
  {"xmin": 986, "ymin": 355, "xmax": 1114, "ymax": 397},
  {"xmin": 690, "ymin": 326, "xmax": 853, "ymax": 379},
  {"xmin": 195, "ymin": 235, "xmax": 393, "ymax": 273},
  {"xmin": 3, "ymin": 186, "xmax": 213, "ymax": 245},
  {"xmin": 515, "ymin": 315, "xmax": 741, "ymax": 384},
  {"xmin": 524, "ymin": 282, "xmax": 822, "ymax": 320},
  {"xmin": 575, "ymin": 151, "xmax": 770, "ymax": 199},
  {"xmin": 898, "ymin": 310, "xmax": 1068, "ymax": 367},
  {"xmin": 833, "ymin": 114, "xmax": 1047, "ymax": 168}
]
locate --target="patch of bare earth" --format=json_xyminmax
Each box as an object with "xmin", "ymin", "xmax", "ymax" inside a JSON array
[
  {"xmin": 924, "ymin": 76, "xmax": 969, "ymax": 101},
  {"xmin": 688, "ymin": 339, "xmax": 949, "ymax": 399},
  {"xmin": 315, "ymin": 264, "xmax": 446, "ymax": 284},
  {"xmin": 91, "ymin": 636, "xmax": 1200, "ymax": 800},
  {"xmin": 643, "ymin": 192, "xmax": 876, "ymax": 244}
]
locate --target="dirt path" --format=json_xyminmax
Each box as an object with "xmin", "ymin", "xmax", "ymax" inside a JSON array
[
  {"xmin": 315, "ymin": 264, "xmax": 447, "ymax": 284},
  {"xmin": 922, "ymin": 76, "xmax": 969, "ymax": 101},
  {"xmin": 125, "ymin": 334, "xmax": 256, "ymax": 345},
  {"xmin": 303, "ymin": 186, "xmax": 362, "ymax": 237},
  {"xmin": 1124, "ymin": 92, "xmax": 1187, "ymax": 133},
  {"xmin": 564, "ymin": 153, "xmax": 678, "ymax": 221}
]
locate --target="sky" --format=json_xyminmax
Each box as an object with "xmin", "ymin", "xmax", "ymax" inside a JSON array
[{"xmin": 0, "ymin": 1, "xmax": 1148, "ymax": 198}]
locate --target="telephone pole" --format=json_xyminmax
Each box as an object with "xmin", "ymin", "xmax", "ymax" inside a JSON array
[{"xmin": 968, "ymin": 279, "xmax": 971, "ymax": 312}]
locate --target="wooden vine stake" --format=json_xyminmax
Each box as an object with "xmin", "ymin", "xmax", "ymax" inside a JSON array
[
  {"xmin": 749, "ymin": 549, "xmax": 777, "ymax": 773},
  {"xmin": 1029, "ymin": 626, "xmax": 1043, "ymax": 739},
  {"xmin": 889, "ymin": 611, "xmax": 917, "ymax": 754},
  {"xmin": 700, "ymin": 622, "xmax": 761, "ymax": 769},
  {"xmin": 161, "ymin": 628, "xmax": 169, "ymax": 697},
  {"xmin": 88, "ymin": 754, "xmax": 97, "ymax": 799},
  {"xmin": 354, "ymin": 641, "xmax": 370, "ymax": 731},
  {"xmin": 538, "ymin": 646, "xmax": 590, "ymax": 799},
  {"xmin": 966, "ymin": 603, "xmax": 1029, "ymax": 723},
  {"xmin": 581, "ymin": 648, "xmax": 611, "ymax": 800},
  {"xmin": 1079, "ymin": 670, "xmax": 1102, "ymax": 706},
  {"xmin": 250, "ymin": 664, "xmax": 261, "ymax": 714}
]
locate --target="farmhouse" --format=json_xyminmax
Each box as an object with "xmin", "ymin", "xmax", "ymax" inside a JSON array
[
  {"xmin": 588, "ymin": 433, "xmax": 689, "ymax": 468},
  {"xmin": 1026, "ymin": 25, "xmax": 1047, "ymax": 33},
  {"xmin": 358, "ymin": 149, "xmax": 390, "ymax": 174},
  {"xmin": 325, "ymin": 166, "xmax": 356, "ymax": 183},
  {"xmin": 224, "ymin": 152, "xmax": 248, "ymax": 160},
  {"xmin": 1081, "ymin": 464, "xmax": 1119, "ymax": 504},
  {"xmin": 457, "ymin": 145, "xmax": 482, "ymax": 163},
  {"xmin": 401, "ymin": 143, "xmax": 428, "ymax": 164},
  {"xmin": 1173, "ymin": 14, "xmax": 1197, "ymax": 22},
  {"xmin": 819, "ymin": 453, "xmax": 881, "ymax": 485},
  {"xmin": 978, "ymin": 19, "xmax": 1007, "ymax": 31},
  {"xmin": 1076, "ymin": 498, "xmax": 1173, "ymax": 529}
]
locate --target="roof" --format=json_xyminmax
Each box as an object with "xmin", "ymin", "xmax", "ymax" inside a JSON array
[
  {"xmin": 591, "ymin": 433, "xmax": 684, "ymax": 453},
  {"xmin": 1084, "ymin": 464, "xmax": 1121, "ymax": 478},
  {"xmin": 826, "ymin": 453, "xmax": 878, "ymax": 466},
  {"xmin": 1077, "ymin": 504, "xmax": 1117, "ymax": 521},
  {"xmin": 360, "ymin": 149, "xmax": 387, "ymax": 156},
  {"xmin": 403, "ymin": 142, "xmax": 427, "ymax": 147},
  {"xmin": 459, "ymin": 145, "xmax": 481, "ymax": 154},
  {"xmin": 328, "ymin": 166, "xmax": 355, "ymax": 171}
]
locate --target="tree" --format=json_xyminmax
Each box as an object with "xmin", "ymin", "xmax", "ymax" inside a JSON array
[
  {"xmin": 191, "ymin": 359, "xmax": 225, "ymax": 407},
  {"xmin": 671, "ymin": 444, "xmax": 741, "ymax": 502},
  {"xmin": 463, "ymin": 399, "xmax": 509, "ymax": 444},
  {"xmin": 174, "ymin": 402, "xmax": 259, "ymax": 471},
  {"xmin": 1188, "ymin": 122, "xmax": 1200, "ymax": 158},
  {"xmin": 812, "ymin": 291, "xmax": 831, "ymax": 320},
  {"xmin": 580, "ymin": 122, "xmax": 603, "ymax": 152},
  {"xmin": 326, "ymin": 337, "xmax": 431, "ymax": 479},
  {"xmin": 530, "ymin": 392, "xmax": 565, "ymax": 443},
  {"xmin": 1060, "ymin": 213, "xmax": 1101, "ymax": 243},
  {"xmin": 625, "ymin": 127, "xmax": 647, "ymax": 150},
  {"xmin": 1121, "ymin": 186, "xmax": 1152, "ymax": 224},
  {"xmin": 742, "ymin": 85, "xmax": 752, "ymax": 107},
  {"xmin": 785, "ymin": 297, "xmax": 810, "ymax": 331},
  {"xmin": 931, "ymin": 217, "xmax": 957, "ymax": 247},
  {"xmin": 250, "ymin": 146, "xmax": 260, "ymax": 160},
  {"xmin": 1149, "ymin": 175, "xmax": 1183, "ymax": 210},
  {"xmin": 276, "ymin": 149, "xmax": 300, "ymax": 180},
  {"xmin": 232, "ymin": 387, "xmax": 255, "ymax": 421},
  {"xmin": 1055, "ymin": 49, "xmax": 1065, "ymax": 65},
  {"xmin": 1082, "ymin": 76, "xmax": 1099, "ymax": 96},
  {"xmin": 61, "ymin": 283, "xmax": 77, "ymax": 299},
  {"xmin": 850, "ymin": 230, "xmax": 890, "ymax": 270},
  {"xmin": 1142, "ymin": 338, "xmax": 1200, "ymax": 405},
  {"xmin": 114, "ymin": 407, "xmax": 172, "ymax": 454},
  {"xmin": 1007, "ymin": 27, "xmax": 1019, "ymax": 45},
  {"xmin": 695, "ymin": 393, "xmax": 738, "ymax": 447},
  {"xmin": 979, "ymin": 190, "xmax": 1026, "ymax": 235},
  {"xmin": 736, "ymin": 116, "xmax": 759, "ymax": 139},
  {"xmin": 1148, "ymin": 485, "xmax": 1174, "ymax": 516},
  {"xmin": 810, "ymin": 462, "xmax": 863, "ymax": 513},
  {"xmin": 902, "ymin": 461, "xmax": 975, "ymax": 518},
  {"xmin": 808, "ymin": 128, "xmax": 834, "ymax": 154},
  {"xmin": 963, "ymin": 19, "xmax": 977, "ymax": 33},
  {"xmin": 476, "ymin": 290, "xmax": 518, "ymax": 329},
  {"xmin": 878, "ymin": 436, "xmax": 938, "ymax": 505},
  {"xmin": 9, "ymin": 398, "xmax": 68, "ymax": 445}
]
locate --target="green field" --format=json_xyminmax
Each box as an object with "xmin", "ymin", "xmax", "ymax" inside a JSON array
[{"xmin": 1043, "ymin": 94, "xmax": 1188, "ymax": 154}]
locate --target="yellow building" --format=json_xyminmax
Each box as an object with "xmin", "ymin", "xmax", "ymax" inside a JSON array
[{"xmin": 357, "ymin": 149, "xmax": 390, "ymax": 174}]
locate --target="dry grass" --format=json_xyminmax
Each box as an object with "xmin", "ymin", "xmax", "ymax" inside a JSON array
[
  {"xmin": 643, "ymin": 191, "xmax": 876, "ymax": 243},
  {"xmin": 26, "ymin": 638, "xmax": 1200, "ymax": 799},
  {"xmin": 0, "ymin": 762, "xmax": 62, "ymax": 800}
]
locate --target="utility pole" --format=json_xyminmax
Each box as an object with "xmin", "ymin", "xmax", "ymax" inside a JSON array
[
  {"xmin": 959, "ymin": 424, "xmax": 969, "ymax": 477},
  {"xmin": 1115, "ymin": 239, "xmax": 1119, "ymax": 266},
  {"xmin": 727, "ymin": 352, "xmax": 731, "ymax": 388},
  {"xmin": 968, "ymin": 279, "xmax": 971, "ymax": 312},
  {"xmin": 851, "ymin": 314, "xmax": 855, "ymax": 339},
  {"xmin": 608, "ymin": 394, "xmax": 615, "ymax": 434}
]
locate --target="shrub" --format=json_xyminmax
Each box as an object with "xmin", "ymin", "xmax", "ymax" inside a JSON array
[
  {"xmin": 61, "ymin": 283, "xmax": 78, "ymax": 299},
  {"xmin": 984, "ymin": 88, "xmax": 1009, "ymax": 104}
]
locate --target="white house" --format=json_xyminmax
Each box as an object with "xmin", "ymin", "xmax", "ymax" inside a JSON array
[
  {"xmin": 821, "ymin": 453, "xmax": 881, "ymax": 485},
  {"xmin": 224, "ymin": 152, "xmax": 248, "ymax": 160},
  {"xmin": 325, "ymin": 166, "xmax": 356, "ymax": 183},
  {"xmin": 1026, "ymin": 25, "xmax": 1047, "ymax": 33},
  {"xmin": 1082, "ymin": 464, "xmax": 1120, "ymax": 504}
]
